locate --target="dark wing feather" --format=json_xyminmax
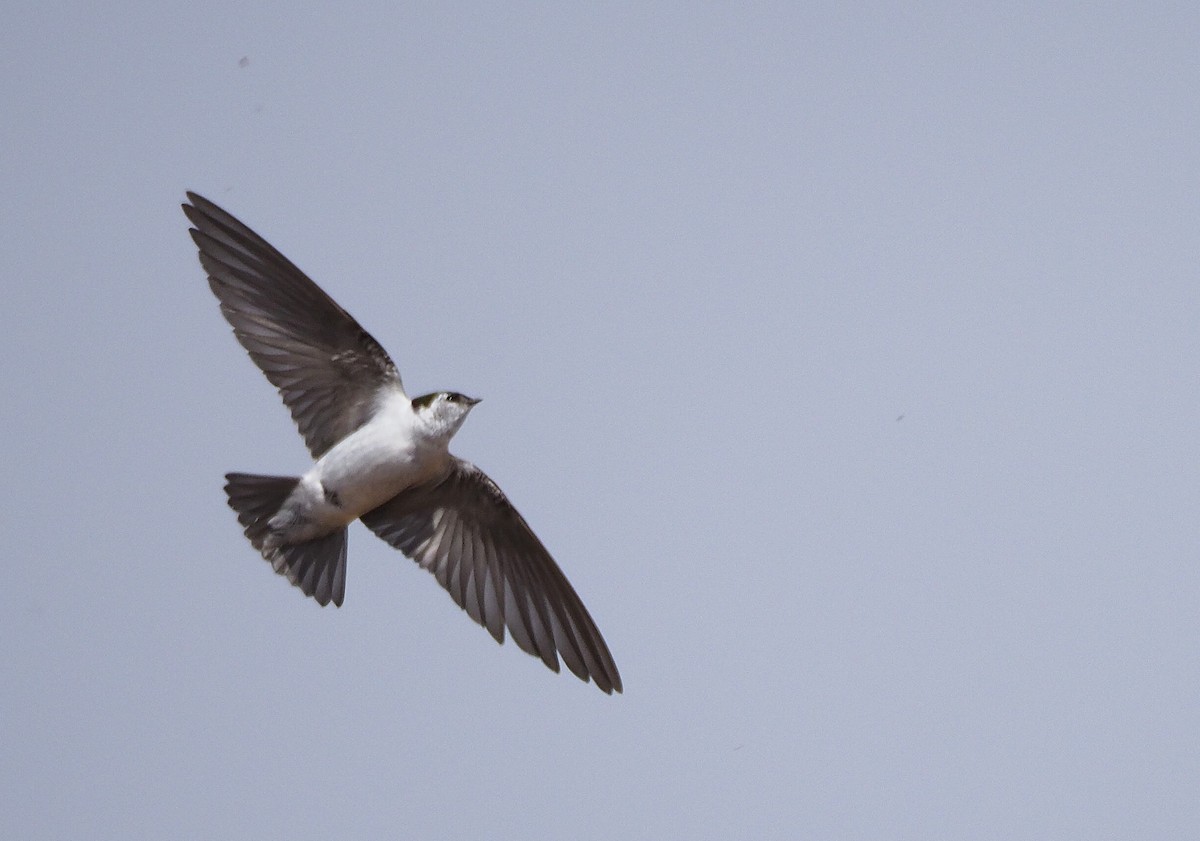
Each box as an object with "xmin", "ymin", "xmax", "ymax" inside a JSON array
[
  {"xmin": 360, "ymin": 459, "xmax": 622, "ymax": 694},
  {"xmin": 184, "ymin": 192, "xmax": 404, "ymax": 459}
]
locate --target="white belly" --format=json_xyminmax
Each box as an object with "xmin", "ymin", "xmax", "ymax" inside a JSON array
[{"xmin": 273, "ymin": 410, "xmax": 449, "ymax": 539}]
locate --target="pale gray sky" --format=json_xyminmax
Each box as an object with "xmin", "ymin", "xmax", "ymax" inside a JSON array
[{"xmin": 3, "ymin": 3, "xmax": 1198, "ymax": 839}]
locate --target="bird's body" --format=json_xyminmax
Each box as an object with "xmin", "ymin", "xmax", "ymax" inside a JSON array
[
  {"xmin": 282, "ymin": 388, "xmax": 449, "ymax": 537},
  {"xmin": 184, "ymin": 192, "xmax": 621, "ymax": 693}
]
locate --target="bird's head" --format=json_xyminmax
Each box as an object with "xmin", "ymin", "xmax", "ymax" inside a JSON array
[{"xmin": 411, "ymin": 391, "xmax": 481, "ymax": 442}]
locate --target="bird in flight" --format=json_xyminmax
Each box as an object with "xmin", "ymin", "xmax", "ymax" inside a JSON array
[{"xmin": 183, "ymin": 192, "xmax": 621, "ymax": 694}]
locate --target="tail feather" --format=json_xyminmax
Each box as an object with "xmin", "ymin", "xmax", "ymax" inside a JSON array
[
  {"xmin": 281, "ymin": 530, "xmax": 347, "ymax": 607},
  {"xmin": 224, "ymin": 473, "xmax": 297, "ymax": 548},
  {"xmin": 223, "ymin": 472, "xmax": 348, "ymax": 607}
]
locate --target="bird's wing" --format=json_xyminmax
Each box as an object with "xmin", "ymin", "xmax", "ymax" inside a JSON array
[
  {"xmin": 360, "ymin": 458, "xmax": 622, "ymax": 694},
  {"xmin": 184, "ymin": 192, "xmax": 404, "ymax": 459}
]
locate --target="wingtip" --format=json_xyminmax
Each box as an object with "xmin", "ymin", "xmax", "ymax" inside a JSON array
[
  {"xmin": 182, "ymin": 191, "xmax": 218, "ymax": 223},
  {"xmin": 595, "ymin": 670, "xmax": 623, "ymax": 695}
]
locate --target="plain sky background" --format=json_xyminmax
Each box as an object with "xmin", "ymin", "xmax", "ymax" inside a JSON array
[{"xmin": 2, "ymin": 3, "xmax": 1197, "ymax": 838}]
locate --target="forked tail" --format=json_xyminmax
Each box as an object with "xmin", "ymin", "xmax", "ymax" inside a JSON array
[{"xmin": 224, "ymin": 472, "xmax": 348, "ymax": 607}]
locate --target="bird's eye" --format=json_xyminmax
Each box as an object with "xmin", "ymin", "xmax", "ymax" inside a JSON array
[{"xmin": 445, "ymin": 393, "xmax": 457, "ymax": 402}]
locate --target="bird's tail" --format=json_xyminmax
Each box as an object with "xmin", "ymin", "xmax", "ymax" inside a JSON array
[{"xmin": 224, "ymin": 472, "xmax": 348, "ymax": 607}]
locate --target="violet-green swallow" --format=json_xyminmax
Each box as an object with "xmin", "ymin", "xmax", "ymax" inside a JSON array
[{"xmin": 184, "ymin": 192, "xmax": 621, "ymax": 694}]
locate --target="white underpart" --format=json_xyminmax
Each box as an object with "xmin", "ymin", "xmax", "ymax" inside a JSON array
[{"xmin": 269, "ymin": 387, "xmax": 456, "ymax": 541}]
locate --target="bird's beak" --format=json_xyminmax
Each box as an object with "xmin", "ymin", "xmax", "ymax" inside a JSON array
[{"xmin": 466, "ymin": 396, "xmax": 482, "ymax": 406}]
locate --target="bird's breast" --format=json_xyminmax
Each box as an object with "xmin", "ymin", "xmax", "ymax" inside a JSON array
[{"xmin": 307, "ymin": 419, "xmax": 448, "ymax": 520}]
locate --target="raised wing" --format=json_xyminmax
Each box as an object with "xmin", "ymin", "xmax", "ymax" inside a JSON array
[
  {"xmin": 361, "ymin": 459, "xmax": 622, "ymax": 694},
  {"xmin": 184, "ymin": 192, "xmax": 404, "ymax": 459}
]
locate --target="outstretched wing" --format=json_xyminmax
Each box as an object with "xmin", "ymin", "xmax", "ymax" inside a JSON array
[
  {"xmin": 184, "ymin": 192, "xmax": 404, "ymax": 459},
  {"xmin": 361, "ymin": 458, "xmax": 622, "ymax": 694}
]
